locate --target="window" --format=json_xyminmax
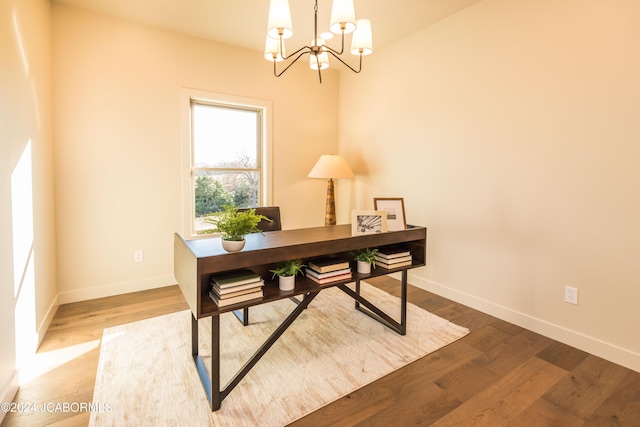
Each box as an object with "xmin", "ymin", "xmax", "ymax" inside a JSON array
[{"xmin": 182, "ymin": 90, "xmax": 272, "ymax": 236}]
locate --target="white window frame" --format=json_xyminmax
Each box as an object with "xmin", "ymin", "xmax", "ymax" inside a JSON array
[{"xmin": 181, "ymin": 89, "xmax": 273, "ymax": 238}]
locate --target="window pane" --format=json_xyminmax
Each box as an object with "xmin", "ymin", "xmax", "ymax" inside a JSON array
[
  {"xmin": 194, "ymin": 170, "xmax": 260, "ymax": 232},
  {"xmin": 193, "ymin": 104, "xmax": 258, "ymax": 168}
]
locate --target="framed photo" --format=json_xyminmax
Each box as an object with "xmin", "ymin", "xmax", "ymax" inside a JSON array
[
  {"xmin": 351, "ymin": 210, "xmax": 388, "ymax": 235},
  {"xmin": 374, "ymin": 198, "xmax": 407, "ymax": 231}
]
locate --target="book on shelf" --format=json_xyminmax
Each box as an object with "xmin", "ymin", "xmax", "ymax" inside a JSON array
[
  {"xmin": 376, "ymin": 259, "xmax": 413, "ymax": 269},
  {"xmin": 307, "ymin": 257, "xmax": 350, "ymax": 273},
  {"xmin": 210, "ymin": 269, "xmax": 262, "ymax": 289},
  {"xmin": 305, "ymin": 267, "xmax": 351, "ymax": 279},
  {"xmin": 306, "ymin": 272, "xmax": 352, "ymax": 285},
  {"xmin": 209, "ymin": 289, "xmax": 263, "ymax": 307},
  {"xmin": 210, "ymin": 284, "xmax": 264, "ymax": 299},
  {"xmin": 375, "ymin": 254, "xmax": 412, "ymax": 264},
  {"xmin": 376, "ymin": 248, "xmax": 411, "ymax": 260},
  {"xmin": 212, "ymin": 279, "xmax": 265, "ymax": 295}
]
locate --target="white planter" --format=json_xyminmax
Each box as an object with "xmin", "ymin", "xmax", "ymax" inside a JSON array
[
  {"xmin": 278, "ymin": 275, "xmax": 295, "ymax": 291},
  {"xmin": 221, "ymin": 239, "xmax": 246, "ymax": 252},
  {"xmin": 357, "ymin": 260, "xmax": 371, "ymax": 274}
]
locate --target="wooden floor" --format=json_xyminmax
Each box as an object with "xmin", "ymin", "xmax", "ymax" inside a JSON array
[{"xmin": 3, "ymin": 277, "xmax": 640, "ymax": 426}]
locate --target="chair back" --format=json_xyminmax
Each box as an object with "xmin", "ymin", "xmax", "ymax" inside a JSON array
[{"xmin": 238, "ymin": 206, "xmax": 282, "ymax": 232}]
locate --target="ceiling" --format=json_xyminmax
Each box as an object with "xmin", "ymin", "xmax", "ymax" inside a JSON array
[{"xmin": 52, "ymin": 0, "xmax": 483, "ymax": 54}]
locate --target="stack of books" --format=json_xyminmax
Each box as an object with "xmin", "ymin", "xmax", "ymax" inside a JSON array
[
  {"xmin": 305, "ymin": 257, "xmax": 352, "ymax": 284},
  {"xmin": 209, "ymin": 269, "xmax": 264, "ymax": 307},
  {"xmin": 375, "ymin": 248, "xmax": 412, "ymax": 269}
]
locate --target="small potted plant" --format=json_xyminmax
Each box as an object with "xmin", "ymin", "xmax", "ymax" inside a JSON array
[
  {"xmin": 205, "ymin": 205, "xmax": 271, "ymax": 252},
  {"xmin": 270, "ymin": 259, "xmax": 305, "ymax": 291},
  {"xmin": 353, "ymin": 248, "xmax": 378, "ymax": 274}
]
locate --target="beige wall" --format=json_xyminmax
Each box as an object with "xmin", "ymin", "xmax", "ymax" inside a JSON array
[
  {"xmin": 339, "ymin": 0, "xmax": 640, "ymax": 371},
  {"xmin": 52, "ymin": 5, "xmax": 339, "ymax": 303},
  {"xmin": 1, "ymin": 0, "xmax": 56, "ymax": 412},
  {"xmin": 2, "ymin": 1, "xmax": 638, "ymax": 407}
]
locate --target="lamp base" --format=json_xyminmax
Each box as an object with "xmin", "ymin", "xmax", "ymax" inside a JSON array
[{"xmin": 324, "ymin": 179, "xmax": 336, "ymax": 226}]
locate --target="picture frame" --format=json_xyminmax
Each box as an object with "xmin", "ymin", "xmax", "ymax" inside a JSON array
[
  {"xmin": 351, "ymin": 210, "xmax": 388, "ymax": 235},
  {"xmin": 373, "ymin": 198, "xmax": 407, "ymax": 231}
]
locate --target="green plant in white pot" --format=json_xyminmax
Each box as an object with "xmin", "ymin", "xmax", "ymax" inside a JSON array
[
  {"xmin": 205, "ymin": 205, "xmax": 271, "ymax": 252},
  {"xmin": 270, "ymin": 259, "xmax": 305, "ymax": 291},
  {"xmin": 353, "ymin": 248, "xmax": 378, "ymax": 274}
]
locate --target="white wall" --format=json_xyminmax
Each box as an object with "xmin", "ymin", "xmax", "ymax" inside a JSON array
[
  {"xmin": 0, "ymin": 0, "xmax": 57, "ymax": 416},
  {"xmin": 339, "ymin": 0, "xmax": 640, "ymax": 372},
  {"xmin": 52, "ymin": 5, "xmax": 339, "ymax": 303}
]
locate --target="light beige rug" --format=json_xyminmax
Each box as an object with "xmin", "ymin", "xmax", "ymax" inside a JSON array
[{"xmin": 90, "ymin": 282, "xmax": 468, "ymax": 426}]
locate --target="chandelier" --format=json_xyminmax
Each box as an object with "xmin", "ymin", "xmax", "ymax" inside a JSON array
[{"xmin": 264, "ymin": 0, "xmax": 373, "ymax": 83}]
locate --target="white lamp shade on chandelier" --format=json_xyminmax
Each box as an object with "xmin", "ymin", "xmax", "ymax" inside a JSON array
[
  {"xmin": 264, "ymin": 37, "xmax": 286, "ymax": 62},
  {"xmin": 329, "ymin": 0, "xmax": 356, "ymax": 34},
  {"xmin": 310, "ymin": 39, "xmax": 330, "ymax": 70},
  {"xmin": 267, "ymin": 0, "xmax": 293, "ymax": 39},
  {"xmin": 351, "ymin": 19, "xmax": 373, "ymax": 55},
  {"xmin": 265, "ymin": 0, "xmax": 373, "ymax": 83}
]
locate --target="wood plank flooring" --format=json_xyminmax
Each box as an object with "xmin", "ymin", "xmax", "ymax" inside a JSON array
[{"xmin": 3, "ymin": 277, "xmax": 639, "ymax": 426}]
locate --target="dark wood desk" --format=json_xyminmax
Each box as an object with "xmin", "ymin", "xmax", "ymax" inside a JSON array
[{"xmin": 174, "ymin": 224, "xmax": 426, "ymax": 411}]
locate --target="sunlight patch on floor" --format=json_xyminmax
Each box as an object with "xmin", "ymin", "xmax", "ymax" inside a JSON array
[{"xmin": 20, "ymin": 339, "xmax": 101, "ymax": 385}]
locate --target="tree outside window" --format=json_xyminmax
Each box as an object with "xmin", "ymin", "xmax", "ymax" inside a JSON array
[{"xmin": 191, "ymin": 102, "xmax": 262, "ymax": 233}]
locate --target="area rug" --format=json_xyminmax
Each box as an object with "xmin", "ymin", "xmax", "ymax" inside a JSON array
[{"xmin": 90, "ymin": 282, "xmax": 468, "ymax": 426}]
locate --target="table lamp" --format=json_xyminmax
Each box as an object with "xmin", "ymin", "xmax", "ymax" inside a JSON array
[{"xmin": 308, "ymin": 154, "xmax": 355, "ymax": 226}]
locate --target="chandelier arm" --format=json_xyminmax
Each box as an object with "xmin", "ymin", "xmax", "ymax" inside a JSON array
[
  {"xmin": 279, "ymin": 40, "xmax": 313, "ymax": 61},
  {"xmin": 326, "ymin": 50, "xmax": 363, "ymax": 74},
  {"xmin": 274, "ymin": 51, "xmax": 311, "ymax": 78},
  {"xmin": 322, "ymin": 31, "xmax": 345, "ymax": 56}
]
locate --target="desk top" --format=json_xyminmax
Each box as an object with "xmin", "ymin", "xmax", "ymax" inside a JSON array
[{"xmin": 178, "ymin": 224, "xmax": 425, "ymax": 260}]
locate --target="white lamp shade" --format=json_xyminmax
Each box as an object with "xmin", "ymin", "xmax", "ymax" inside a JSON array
[
  {"xmin": 330, "ymin": 0, "xmax": 356, "ymax": 34},
  {"xmin": 264, "ymin": 36, "xmax": 286, "ymax": 62},
  {"xmin": 308, "ymin": 155, "xmax": 355, "ymax": 179},
  {"xmin": 310, "ymin": 52, "xmax": 330, "ymax": 70},
  {"xmin": 309, "ymin": 38, "xmax": 329, "ymax": 70},
  {"xmin": 350, "ymin": 19, "xmax": 373, "ymax": 56},
  {"xmin": 267, "ymin": 0, "xmax": 293, "ymax": 39}
]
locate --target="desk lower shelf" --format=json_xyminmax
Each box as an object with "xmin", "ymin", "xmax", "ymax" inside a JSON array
[{"xmin": 199, "ymin": 260, "xmax": 425, "ymax": 318}]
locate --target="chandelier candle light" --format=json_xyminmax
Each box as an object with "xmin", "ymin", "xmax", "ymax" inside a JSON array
[{"xmin": 265, "ymin": 0, "xmax": 373, "ymax": 83}]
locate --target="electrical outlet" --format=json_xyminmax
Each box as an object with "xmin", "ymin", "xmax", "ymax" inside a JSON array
[
  {"xmin": 134, "ymin": 250, "xmax": 144, "ymax": 263},
  {"xmin": 564, "ymin": 286, "xmax": 578, "ymax": 304}
]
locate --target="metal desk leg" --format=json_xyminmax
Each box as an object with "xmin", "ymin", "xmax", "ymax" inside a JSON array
[
  {"xmin": 232, "ymin": 308, "xmax": 249, "ymax": 326},
  {"xmin": 210, "ymin": 315, "xmax": 220, "ymax": 410},
  {"xmin": 400, "ymin": 269, "xmax": 407, "ymax": 333},
  {"xmin": 341, "ymin": 269, "xmax": 408, "ymax": 335},
  {"xmin": 192, "ymin": 292, "xmax": 320, "ymax": 411},
  {"xmin": 192, "ymin": 314, "xmax": 221, "ymax": 411}
]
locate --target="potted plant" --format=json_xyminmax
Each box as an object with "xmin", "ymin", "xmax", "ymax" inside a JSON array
[
  {"xmin": 270, "ymin": 259, "xmax": 305, "ymax": 291},
  {"xmin": 353, "ymin": 248, "xmax": 378, "ymax": 274},
  {"xmin": 205, "ymin": 205, "xmax": 271, "ymax": 252}
]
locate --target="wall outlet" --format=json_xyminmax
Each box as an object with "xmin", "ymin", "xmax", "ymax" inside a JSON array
[
  {"xmin": 134, "ymin": 250, "xmax": 144, "ymax": 263},
  {"xmin": 564, "ymin": 286, "xmax": 578, "ymax": 304}
]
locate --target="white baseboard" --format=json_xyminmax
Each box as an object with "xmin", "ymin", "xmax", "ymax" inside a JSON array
[
  {"xmin": 37, "ymin": 293, "xmax": 59, "ymax": 347},
  {"xmin": 0, "ymin": 369, "xmax": 19, "ymax": 425},
  {"xmin": 409, "ymin": 273, "xmax": 640, "ymax": 373},
  {"xmin": 57, "ymin": 275, "xmax": 177, "ymax": 305}
]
